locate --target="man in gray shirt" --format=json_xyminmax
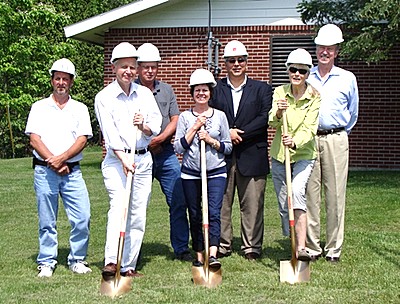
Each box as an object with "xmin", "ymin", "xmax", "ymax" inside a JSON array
[{"xmin": 136, "ymin": 43, "xmax": 191, "ymax": 261}]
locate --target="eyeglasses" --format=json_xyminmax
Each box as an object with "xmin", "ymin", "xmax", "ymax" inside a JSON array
[
  {"xmin": 226, "ymin": 57, "xmax": 247, "ymax": 64},
  {"xmin": 288, "ymin": 67, "xmax": 309, "ymax": 75}
]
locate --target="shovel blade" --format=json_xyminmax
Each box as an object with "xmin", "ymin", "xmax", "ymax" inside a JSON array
[
  {"xmin": 100, "ymin": 275, "xmax": 132, "ymax": 298},
  {"xmin": 280, "ymin": 260, "xmax": 310, "ymax": 284},
  {"xmin": 192, "ymin": 266, "xmax": 222, "ymax": 288}
]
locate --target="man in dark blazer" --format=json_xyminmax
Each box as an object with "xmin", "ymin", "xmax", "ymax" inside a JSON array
[{"xmin": 209, "ymin": 40, "xmax": 272, "ymax": 260}]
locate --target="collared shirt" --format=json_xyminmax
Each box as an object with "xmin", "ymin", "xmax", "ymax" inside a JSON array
[
  {"xmin": 95, "ymin": 80, "xmax": 161, "ymax": 153},
  {"xmin": 134, "ymin": 79, "xmax": 180, "ymax": 136},
  {"xmin": 227, "ymin": 75, "xmax": 247, "ymax": 117},
  {"xmin": 268, "ymin": 83, "xmax": 321, "ymax": 163},
  {"xmin": 307, "ymin": 65, "xmax": 359, "ymax": 133},
  {"xmin": 25, "ymin": 95, "xmax": 92, "ymax": 162}
]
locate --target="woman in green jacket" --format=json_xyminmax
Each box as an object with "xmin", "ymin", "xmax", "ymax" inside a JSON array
[{"xmin": 268, "ymin": 48, "xmax": 320, "ymax": 261}]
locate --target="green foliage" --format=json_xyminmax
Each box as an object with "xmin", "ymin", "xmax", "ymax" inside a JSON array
[
  {"xmin": 0, "ymin": 0, "xmax": 73, "ymax": 158},
  {"xmin": 298, "ymin": 0, "xmax": 400, "ymax": 63},
  {"xmin": 0, "ymin": 0, "xmax": 132, "ymax": 159}
]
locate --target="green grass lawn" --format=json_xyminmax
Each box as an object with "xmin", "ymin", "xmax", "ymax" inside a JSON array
[{"xmin": 0, "ymin": 146, "xmax": 399, "ymax": 303}]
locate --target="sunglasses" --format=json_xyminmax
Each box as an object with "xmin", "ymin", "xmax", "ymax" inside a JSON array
[
  {"xmin": 226, "ymin": 57, "xmax": 247, "ymax": 64},
  {"xmin": 288, "ymin": 67, "xmax": 309, "ymax": 75}
]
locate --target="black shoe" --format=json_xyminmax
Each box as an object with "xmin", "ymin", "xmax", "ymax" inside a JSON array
[
  {"xmin": 208, "ymin": 256, "xmax": 221, "ymax": 270},
  {"xmin": 216, "ymin": 251, "xmax": 231, "ymax": 259},
  {"xmin": 245, "ymin": 252, "xmax": 260, "ymax": 261},
  {"xmin": 175, "ymin": 251, "xmax": 193, "ymax": 262},
  {"xmin": 192, "ymin": 260, "xmax": 204, "ymax": 267},
  {"xmin": 326, "ymin": 256, "xmax": 340, "ymax": 263},
  {"xmin": 310, "ymin": 254, "xmax": 322, "ymax": 262}
]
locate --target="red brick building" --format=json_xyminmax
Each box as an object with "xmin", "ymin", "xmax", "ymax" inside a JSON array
[{"xmin": 65, "ymin": 1, "xmax": 400, "ymax": 169}]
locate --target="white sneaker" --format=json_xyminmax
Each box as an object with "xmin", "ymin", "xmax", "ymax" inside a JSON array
[
  {"xmin": 69, "ymin": 261, "xmax": 92, "ymax": 274},
  {"xmin": 37, "ymin": 265, "xmax": 54, "ymax": 278}
]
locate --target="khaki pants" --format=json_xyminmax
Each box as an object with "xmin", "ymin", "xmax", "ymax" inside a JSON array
[
  {"xmin": 306, "ymin": 131, "xmax": 349, "ymax": 258},
  {"xmin": 219, "ymin": 152, "xmax": 266, "ymax": 256}
]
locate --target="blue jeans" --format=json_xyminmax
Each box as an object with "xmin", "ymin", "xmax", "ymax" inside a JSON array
[
  {"xmin": 182, "ymin": 177, "xmax": 226, "ymax": 252},
  {"xmin": 152, "ymin": 143, "xmax": 190, "ymax": 255},
  {"xmin": 34, "ymin": 165, "xmax": 90, "ymax": 267}
]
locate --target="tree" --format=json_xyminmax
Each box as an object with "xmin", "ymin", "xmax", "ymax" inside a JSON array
[
  {"xmin": 0, "ymin": 0, "xmax": 132, "ymax": 158},
  {"xmin": 0, "ymin": 0, "xmax": 75, "ymax": 158},
  {"xmin": 297, "ymin": 0, "xmax": 400, "ymax": 63}
]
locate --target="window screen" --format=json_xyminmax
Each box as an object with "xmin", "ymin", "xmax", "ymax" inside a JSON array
[{"xmin": 270, "ymin": 36, "xmax": 316, "ymax": 88}]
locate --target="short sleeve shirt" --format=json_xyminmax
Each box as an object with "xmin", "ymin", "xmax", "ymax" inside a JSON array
[{"xmin": 25, "ymin": 95, "xmax": 93, "ymax": 162}]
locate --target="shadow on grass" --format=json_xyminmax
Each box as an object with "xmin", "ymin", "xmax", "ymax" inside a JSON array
[{"xmin": 368, "ymin": 242, "xmax": 400, "ymax": 268}]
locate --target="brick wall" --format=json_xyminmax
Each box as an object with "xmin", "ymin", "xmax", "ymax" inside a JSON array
[{"xmin": 103, "ymin": 25, "xmax": 400, "ymax": 169}]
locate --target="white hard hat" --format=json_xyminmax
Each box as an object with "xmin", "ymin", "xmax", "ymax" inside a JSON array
[
  {"xmin": 285, "ymin": 48, "xmax": 313, "ymax": 68},
  {"xmin": 110, "ymin": 42, "xmax": 138, "ymax": 64},
  {"xmin": 223, "ymin": 40, "xmax": 248, "ymax": 58},
  {"xmin": 314, "ymin": 24, "xmax": 344, "ymax": 46},
  {"xmin": 137, "ymin": 43, "xmax": 161, "ymax": 62},
  {"xmin": 189, "ymin": 69, "xmax": 217, "ymax": 87},
  {"xmin": 49, "ymin": 58, "xmax": 76, "ymax": 77}
]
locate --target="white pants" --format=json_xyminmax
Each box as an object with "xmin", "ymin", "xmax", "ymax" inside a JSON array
[{"xmin": 102, "ymin": 151, "xmax": 153, "ymax": 272}]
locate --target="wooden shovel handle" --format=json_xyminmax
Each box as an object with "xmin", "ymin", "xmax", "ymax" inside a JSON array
[{"xmin": 282, "ymin": 111, "xmax": 297, "ymax": 259}]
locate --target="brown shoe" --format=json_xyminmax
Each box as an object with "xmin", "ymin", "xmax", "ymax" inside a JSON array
[
  {"xmin": 102, "ymin": 263, "xmax": 117, "ymax": 276},
  {"xmin": 121, "ymin": 269, "xmax": 144, "ymax": 278},
  {"xmin": 245, "ymin": 252, "xmax": 260, "ymax": 261}
]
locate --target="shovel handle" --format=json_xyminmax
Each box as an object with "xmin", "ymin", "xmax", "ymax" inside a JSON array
[
  {"xmin": 200, "ymin": 126, "xmax": 210, "ymax": 276},
  {"xmin": 282, "ymin": 111, "xmax": 297, "ymax": 259},
  {"xmin": 282, "ymin": 111, "xmax": 294, "ymax": 223},
  {"xmin": 116, "ymin": 125, "xmax": 138, "ymax": 274}
]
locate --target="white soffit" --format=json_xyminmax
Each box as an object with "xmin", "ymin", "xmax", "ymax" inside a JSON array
[
  {"xmin": 268, "ymin": 18, "xmax": 305, "ymax": 25},
  {"xmin": 64, "ymin": 0, "xmax": 169, "ymax": 44}
]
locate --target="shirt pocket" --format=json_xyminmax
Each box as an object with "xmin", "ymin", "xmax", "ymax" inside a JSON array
[{"xmin": 158, "ymin": 102, "xmax": 170, "ymax": 117}]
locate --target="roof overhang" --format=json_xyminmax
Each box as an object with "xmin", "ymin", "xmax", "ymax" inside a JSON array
[{"xmin": 64, "ymin": 0, "xmax": 169, "ymax": 46}]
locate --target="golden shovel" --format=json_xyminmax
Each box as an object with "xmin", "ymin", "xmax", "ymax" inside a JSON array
[
  {"xmin": 192, "ymin": 129, "xmax": 222, "ymax": 288},
  {"xmin": 279, "ymin": 111, "xmax": 310, "ymax": 284},
  {"xmin": 100, "ymin": 127, "xmax": 139, "ymax": 297}
]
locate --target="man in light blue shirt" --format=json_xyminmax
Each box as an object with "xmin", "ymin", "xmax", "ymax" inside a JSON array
[{"xmin": 306, "ymin": 24, "xmax": 359, "ymax": 263}]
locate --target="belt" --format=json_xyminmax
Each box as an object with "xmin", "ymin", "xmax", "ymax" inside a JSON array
[
  {"xmin": 317, "ymin": 127, "xmax": 345, "ymax": 136},
  {"xmin": 32, "ymin": 157, "xmax": 80, "ymax": 171},
  {"xmin": 124, "ymin": 148, "xmax": 149, "ymax": 155}
]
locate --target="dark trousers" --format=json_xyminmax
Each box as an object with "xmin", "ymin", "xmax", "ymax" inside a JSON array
[
  {"xmin": 182, "ymin": 177, "xmax": 226, "ymax": 252},
  {"xmin": 152, "ymin": 143, "xmax": 189, "ymax": 255}
]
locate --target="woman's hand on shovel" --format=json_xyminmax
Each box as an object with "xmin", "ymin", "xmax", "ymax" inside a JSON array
[
  {"xmin": 276, "ymin": 98, "xmax": 288, "ymax": 119},
  {"xmin": 282, "ymin": 134, "xmax": 296, "ymax": 149}
]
